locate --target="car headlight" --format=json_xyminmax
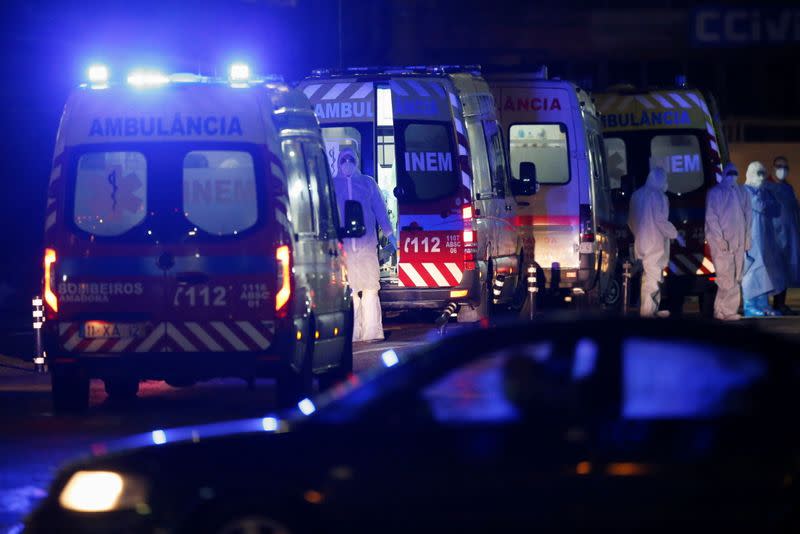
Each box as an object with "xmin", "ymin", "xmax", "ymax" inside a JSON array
[{"xmin": 58, "ymin": 470, "xmax": 148, "ymax": 512}]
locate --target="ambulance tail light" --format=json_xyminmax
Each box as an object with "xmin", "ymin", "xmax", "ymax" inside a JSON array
[
  {"xmin": 579, "ymin": 205, "xmax": 595, "ymax": 244},
  {"xmin": 275, "ymin": 245, "xmax": 292, "ymax": 318},
  {"xmin": 44, "ymin": 248, "xmax": 58, "ymax": 315},
  {"xmin": 462, "ymin": 204, "xmax": 477, "ymax": 270}
]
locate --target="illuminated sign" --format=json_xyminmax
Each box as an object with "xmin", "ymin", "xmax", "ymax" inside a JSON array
[{"xmin": 692, "ymin": 7, "xmax": 800, "ymax": 47}]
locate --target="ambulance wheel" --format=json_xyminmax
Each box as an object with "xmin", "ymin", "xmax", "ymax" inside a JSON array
[
  {"xmin": 51, "ymin": 365, "xmax": 90, "ymax": 413},
  {"xmin": 318, "ymin": 305, "xmax": 354, "ymax": 392},
  {"xmin": 104, "ymin": 377, "xmax": 139, "ymax": 401},
  {"xmin": 275, "ymin": 327, "xmax": 314, "ymax": 409},
  {"xmin": 602, "ymin": 276, "xmax": 623, "ymax": 313}
]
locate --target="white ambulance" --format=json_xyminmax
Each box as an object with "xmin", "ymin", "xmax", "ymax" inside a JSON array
[
  {"xmin": 42, "ymin": 65, "xmax": 364, "ymax": 411},
  {"xmin": 299, "ymin": 66, "xmax": 531, "ymax": 320},
  {"xmin": 490, "ymin": 71, "xmax": 618, "ymax": 307}
]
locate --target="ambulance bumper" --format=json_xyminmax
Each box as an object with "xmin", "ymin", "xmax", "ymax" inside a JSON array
[
  {"xmin": 43, "ymin": 329, "xmax": 289, "ymax": 381},
  {"xmin": 380, "ymin": 270, "xmax": 479, "ymax": 309}
]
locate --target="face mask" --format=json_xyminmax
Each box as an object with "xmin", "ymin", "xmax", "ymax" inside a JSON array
[
  {"xmin": 776, "ymin": 168, "xmax": 788, "ymax": 181},
  {"xmin": 340, "ymin": 162, "xmax": 356, "ymax": 177}
]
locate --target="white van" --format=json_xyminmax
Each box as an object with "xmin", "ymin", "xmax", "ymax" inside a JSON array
[{"xmin": 489, "ymin": 71, "xmax": 618, "ymax": 307}]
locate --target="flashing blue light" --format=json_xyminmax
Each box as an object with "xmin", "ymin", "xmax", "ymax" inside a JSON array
[
  {"xmin": 229, "ymin": 63, "xmax": 250, "ymax": 82},
  {"xmin": 261, "ymin": 417, "xmax": 278, "ymax": 431},
  {"xmin": 381, "ymin": 349, "xmax": 399, "ymax": 367},
  {"xmin": 128, "ymin": 70, "xmax": 169, "ymax": 87},
  {"xmin": 151, "ymin": 430, "xmax": 167, "ymax": 445},
  {"xmin": 298, "ymin": 398, "xmax": 316, "ymax": 416},
  {"xmin": 88, "ymin": 64, "xmax": 109, "ymax": 84}
]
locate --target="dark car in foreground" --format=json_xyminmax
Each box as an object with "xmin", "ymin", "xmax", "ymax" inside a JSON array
[{"xmin": 25, "ymin": 317, "xmax": 800, "ymax": 533}]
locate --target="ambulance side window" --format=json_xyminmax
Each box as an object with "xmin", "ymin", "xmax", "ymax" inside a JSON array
[
  {"xmin": 605, "ymin": 137, "xmax": 627, "ymax": 190},
  {"xmin": 282, "ymin": 139, "xmax": 315, "ymax": 235},
  {"xmin": 482, "ymin": 120, "xmax": 508, "ymax": 197},
  {"xmin": 74, "ymin": 151, "xmax": 147, "ymax": 237},
  {"xmin": 509, "ymin": 124, "xmax": 570, "ymax": 185},
  {"xmin": 302, "ymin": 141, "xmax": 337, "ymax": 238},
  {"xmin": 182, "ymin": 151, "xmax": 258, "ymax": 236}
]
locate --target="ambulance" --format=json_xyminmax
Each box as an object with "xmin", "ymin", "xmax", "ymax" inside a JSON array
[
  {"xmin": 490, "ymin": 71, "xmax": 618, "ymax": 307},
  {"xmin": 298, "ymin": 66, "xmax": 530, "ymax": 320},
  {"xmin": 596, "ymin": 80, "xmax": 727, "ymax": 315},
  {"xmin": 42, "ymin": 64, "xmax": 364, "ymax": 412}
]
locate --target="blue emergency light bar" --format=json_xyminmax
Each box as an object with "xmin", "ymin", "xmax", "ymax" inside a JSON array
[
  {"xmin": 310, "ymin": 64, "xmax": 482, "ymax": 78},
  {"xmin": 127, "ymin": 70, "xmax": 170, "ymax": 87},
  {"xmin": 88, "ymin": 64, "xmax": 109, "ymax": 84},
  {"xmin": 82, "ymin": 62, "xmax": 281, "ymax": 89},
  {"xmin": 229, "ymin": 63, "xmax": 251, "ymax": 82}
]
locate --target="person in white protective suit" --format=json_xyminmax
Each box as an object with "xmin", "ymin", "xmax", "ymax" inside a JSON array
[
  {"xmin": 332, "ymin": 147, "xmax": 396, "ymax": 342},
  {"xmin": 705, "ymin": 162, "xmax": 752, "ymax": 320},
  {"xmin": 628, "ymin": 167, "xmax": 679, "ymax": 317}
]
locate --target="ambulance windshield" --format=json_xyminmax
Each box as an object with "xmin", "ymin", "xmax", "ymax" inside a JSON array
[
  {"xmin": 396, "ymin": 121, "xmax": 459, "ymax": 201},
  {"xmin": 509, "ymin": 124, "xmax": 569, "ymax": 185}
]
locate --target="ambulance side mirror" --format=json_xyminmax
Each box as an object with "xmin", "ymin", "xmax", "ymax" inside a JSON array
[
  {"xmin": 340, "ymin": 200, "xmax": 366, "ymax": 239},
  {"xmin": 511, "ymin": 162, "xmax": 538, "ymax": 196}
]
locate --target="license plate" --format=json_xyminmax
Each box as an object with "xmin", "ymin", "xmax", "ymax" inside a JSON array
[{"xmin": 82, "ymin": 321, "xmax": 149, "ymax": 339}]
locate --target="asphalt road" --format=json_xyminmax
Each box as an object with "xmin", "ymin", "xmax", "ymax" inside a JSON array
[{"xmin": 1, "ymin": 297, "xmax": 799, "ymax": 533}]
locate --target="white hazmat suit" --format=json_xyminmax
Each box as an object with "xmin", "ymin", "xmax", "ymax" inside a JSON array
[
  {"xmin": 705, "ymin": 163, "xmax": 752, "ymax": 320},
  {"xmin": 332, "ymin": 148, "xmax": 395, "ymax": 342},
  {"xmin": 628, "ymin": 167, "xmax": 678, "ymax": 317}
]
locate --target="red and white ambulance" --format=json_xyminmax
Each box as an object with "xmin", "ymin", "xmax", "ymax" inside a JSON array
[
  {"xmin": 42, "ymin": 65, "xmax": 363, "ymax": 411},
  {"xmin": 596, "ymin": 81, "xmax": 727, "ymax": 316},
  {"xmin": 490, "ymin": 71, "xmax": 618, "ymax": 307},
  {"xmin": 299, "ymin": 66, "xmax": 527, "ymax": 320}
]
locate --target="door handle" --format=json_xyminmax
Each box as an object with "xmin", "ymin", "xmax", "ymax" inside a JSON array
[{"xmin": 176, "ymin": 272, "xmax": 210, "ymax": 285}]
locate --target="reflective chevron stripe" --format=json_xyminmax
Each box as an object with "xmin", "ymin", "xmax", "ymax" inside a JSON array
[
  {"xmin": 57, "ymin": 321, "xmax": 275, "ymax": 353},
  {"xmin": 398, "ymin": 262, "xmax": 463, "ymax": 288}
]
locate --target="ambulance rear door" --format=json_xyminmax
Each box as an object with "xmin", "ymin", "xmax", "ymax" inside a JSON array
[
  {"xmin": 494, "ymin": 83, "xmax": 582, "ymax": 273},
  {"xmin": 389, "ymin": 77, "xmax": 468, "ymax": 290}
]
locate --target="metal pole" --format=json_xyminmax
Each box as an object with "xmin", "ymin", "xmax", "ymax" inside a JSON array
[
  {"xmin": 435, "ymin": 302, "xmax": 458, "ymax": 335},
  {"xmin": 337, "ymin": 0, "xmax": 343, "ymax": 70},
  {"xmin": 622, "ymin": 260, "xmax": 632, "ymax": 316},
  {"xmin": 32, "ymin": 296, "xmax": 46, "ymax": 373},
  {"xmin": 527, "ymin": 264, "xmax": 538, "ymax": 320}
]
